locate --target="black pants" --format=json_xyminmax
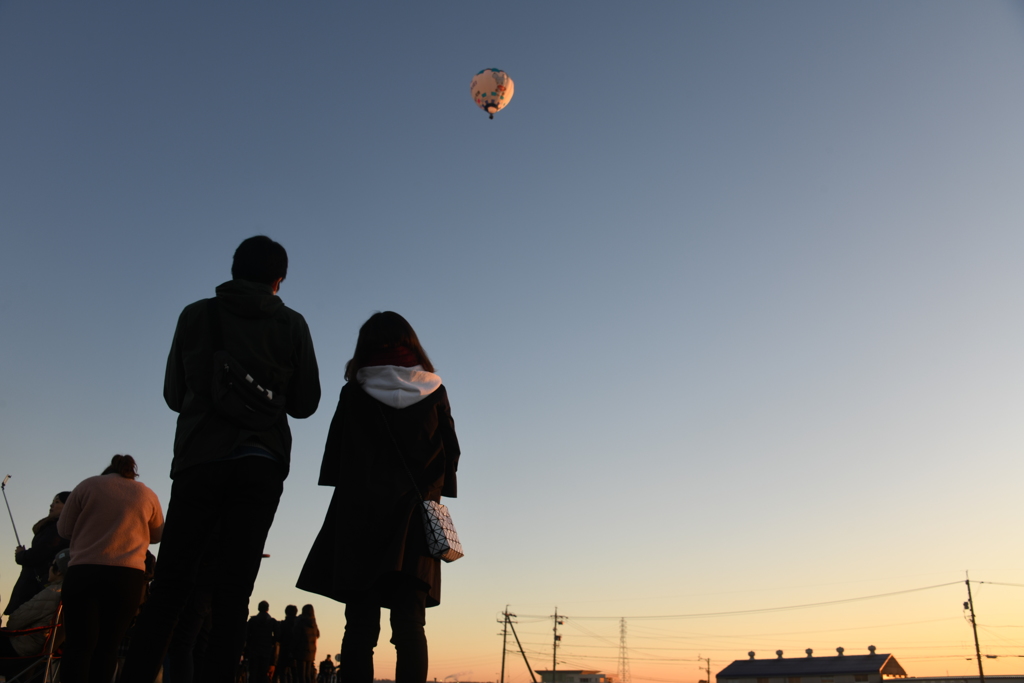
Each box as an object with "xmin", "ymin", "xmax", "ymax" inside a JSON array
[
  {"xmin": 165, "ymin": 586, "xmax": 212, "ymax": 683},
  {"xmin": 61, "ymin": 564, "xmax": 147, "ymax": 683},
  {"xmin": 339, "ymin": 578, "xmax": 428, "ymax": 683},
  {"xmin": 297, "ymin": 660, "xmax": 317, "ymax": 683},
  {"xmin": 121, "ymin": 457, "xmax": 284, "ymax": 683},
  {"xmin": 274, "ymin": 658, "xmax": 296, "ymax": 683},
  {"xmin": 249, "ymin": 656, "xmax": 275, "ymax": 683}
]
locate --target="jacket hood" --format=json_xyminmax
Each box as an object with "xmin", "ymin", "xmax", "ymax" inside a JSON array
[
  {"xmin": 357, "ymin": 365, "xmax": 442, "ymax": 408},
  {"xmin": 215, "ymin": 279, "xmax": 284, "ymax": 319}
]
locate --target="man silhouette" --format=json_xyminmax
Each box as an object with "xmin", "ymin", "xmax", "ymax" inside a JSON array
[
  {"xmin": 123, "ymin": 236, "xmax": 321, "ymax": 683},
  {"xmin": 246, "ymin": 600, "xmax": 280, "ymax": 682}
]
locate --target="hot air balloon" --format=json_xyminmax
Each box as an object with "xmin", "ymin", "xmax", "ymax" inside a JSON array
[{"xmin": 470, "ymin": 68, "xmax": 514, "ymax": 119}]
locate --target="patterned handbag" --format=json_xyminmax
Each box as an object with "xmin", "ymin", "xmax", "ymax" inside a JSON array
[
  {"xmin": 420, "ymin": 500, "xmax": 464, "ymax": 562},
  {"xmin": 378, "ymin": 405, "xmax": 464, "ymax": 563}
]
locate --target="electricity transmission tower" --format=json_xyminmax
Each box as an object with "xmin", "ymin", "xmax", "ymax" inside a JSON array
[{"xmin": 617, "ymin": 618, "xmax": 631, "ymax": 683}]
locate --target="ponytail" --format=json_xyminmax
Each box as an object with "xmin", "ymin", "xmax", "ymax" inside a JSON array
[{"xmin": 102, "ymin": 454, "xmax": 139, "ymax": 480}]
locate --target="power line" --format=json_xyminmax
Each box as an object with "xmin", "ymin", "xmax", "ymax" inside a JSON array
[
  {"xmin": 598, "ymin": 616, "xmax": 960, "ymax": 640},
  {"xmin": 516, "ymin": 582, "xmax": 961, "ymax": 621},
  {"xmin": 978, "ymin": 582, "xmax": 1024, "ymax": 589},
  {"xmin": 500, "ymin": 579, "xmax": 1024, "ymax": 677}
]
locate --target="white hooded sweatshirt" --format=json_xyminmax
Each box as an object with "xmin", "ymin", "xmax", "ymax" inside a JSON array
[{"xmin": 356, "ymin": 365, "xmax": 442, "ymax": 409}]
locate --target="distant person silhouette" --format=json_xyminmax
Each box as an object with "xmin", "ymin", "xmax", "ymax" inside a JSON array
[
  {"xmin": 318, "ymin": 654, "xmax": 335, "ymax": 683},
  {"xmin": 122, "ymin": 235, "xmax": 321, "ymax": 683},
  {"xmin": 275, "ymin": 604, "xmax": 299, "ymax": 683},
  {"xmin": 294, "ymin": 604, "xmax": 320, "ymax": 683},
  {"xmin": 246, "ymin": 600, "xmax": 280, "ymax": 682},
  {"xmin": 297, "ymin": 312, "xmax": 461, "ymax": 683}
]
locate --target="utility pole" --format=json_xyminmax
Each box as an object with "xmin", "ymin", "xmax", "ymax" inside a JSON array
[
  {"xmin": 553, "ymin": 608, "xmax": 563, "ymax": 683},
  {"xmin": 965, "ymin": 573, "xmax": 985, "ymax": 683},
  {"xmin": 499, "ymin": 607, "xmax": 510, "ymax": 683},
  {"xmin": 698, "ymin": 655, "xmax": 711, "ymax": 683},
  {"xmin": 617, "ymin": 618, "xmax": 631, "ymax": 683},
  {"xmin": 506, "ymin": 611, "xmax": 537, "ymax": 683}
]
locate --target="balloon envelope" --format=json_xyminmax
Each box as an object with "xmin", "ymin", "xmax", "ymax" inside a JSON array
[{"xmin": 470, "ymin": 68, "xmax": 514, "ymax": 118}]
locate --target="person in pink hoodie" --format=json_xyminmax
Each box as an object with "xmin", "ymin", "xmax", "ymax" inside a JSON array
[{"xmin": 57, "ymin": 454, "xmax": 163, "ymax": 683}]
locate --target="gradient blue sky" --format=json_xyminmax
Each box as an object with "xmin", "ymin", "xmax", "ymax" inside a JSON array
[{"xmin": 3, "ymin": 2, "xmax": 1024, "ymax": 681}]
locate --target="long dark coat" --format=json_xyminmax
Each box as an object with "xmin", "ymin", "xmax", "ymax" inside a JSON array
[{"xmin": 296, "ymin": 382, "xmax": 460, "ymax": 608}]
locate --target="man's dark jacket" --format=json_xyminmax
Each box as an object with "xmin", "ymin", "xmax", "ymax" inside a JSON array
[
  {"xmin": 164, "ymin": 279, "xmax": 321, "ymax": 478},
  {"xmin": 245, "ymin": 611, "xmax": 279, "ymax": 661}
]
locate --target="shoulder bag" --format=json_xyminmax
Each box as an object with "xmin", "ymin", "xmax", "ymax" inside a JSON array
[{"xmin": 206, "ymin": 298, "xmax": 287, "ymax": 431}]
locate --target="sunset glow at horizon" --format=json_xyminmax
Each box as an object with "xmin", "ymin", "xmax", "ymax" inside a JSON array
[{"xmin": 3, "ymin": 2, "xmax": 1023, "ymax": 681}]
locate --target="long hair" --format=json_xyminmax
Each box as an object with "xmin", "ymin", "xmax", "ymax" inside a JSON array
[
  {"xmin": 32, "ymin": 491, "xmax": 72, "ymax": 534},
  {"xmin": 344, "ymin": 311, "xmax": 433, "ymax": 381},
  {"xmin": 102, "ymin": 454, "xmax": 139, "ymax": 479}
]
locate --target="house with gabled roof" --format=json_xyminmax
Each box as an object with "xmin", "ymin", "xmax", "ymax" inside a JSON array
[{"xmin": 717, "ymin": 647, "xmax": 907, "ymax": 683}]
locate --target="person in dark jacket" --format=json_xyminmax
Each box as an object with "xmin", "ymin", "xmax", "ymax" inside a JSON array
[
  {"xmin": 275, "ymin": 604, "xmax": 299, "ymax": 683},
  {"xmin": 318, "ymin": 655, "xmax": 335, "ymax": 683},
  {"xmin": 245, "ymin": 600, "xmax": 279, "ymax": 682},
  {"xmin": 297, "ymin": 312, "xmax": 460, "ymax": 683},
  {"xmin": 122, "ymin": 236, "xmax": 321, "ymax": 683},
  {"xmin": 4, "ymin": 491, "xmax": 70, "ymax": 615}
]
